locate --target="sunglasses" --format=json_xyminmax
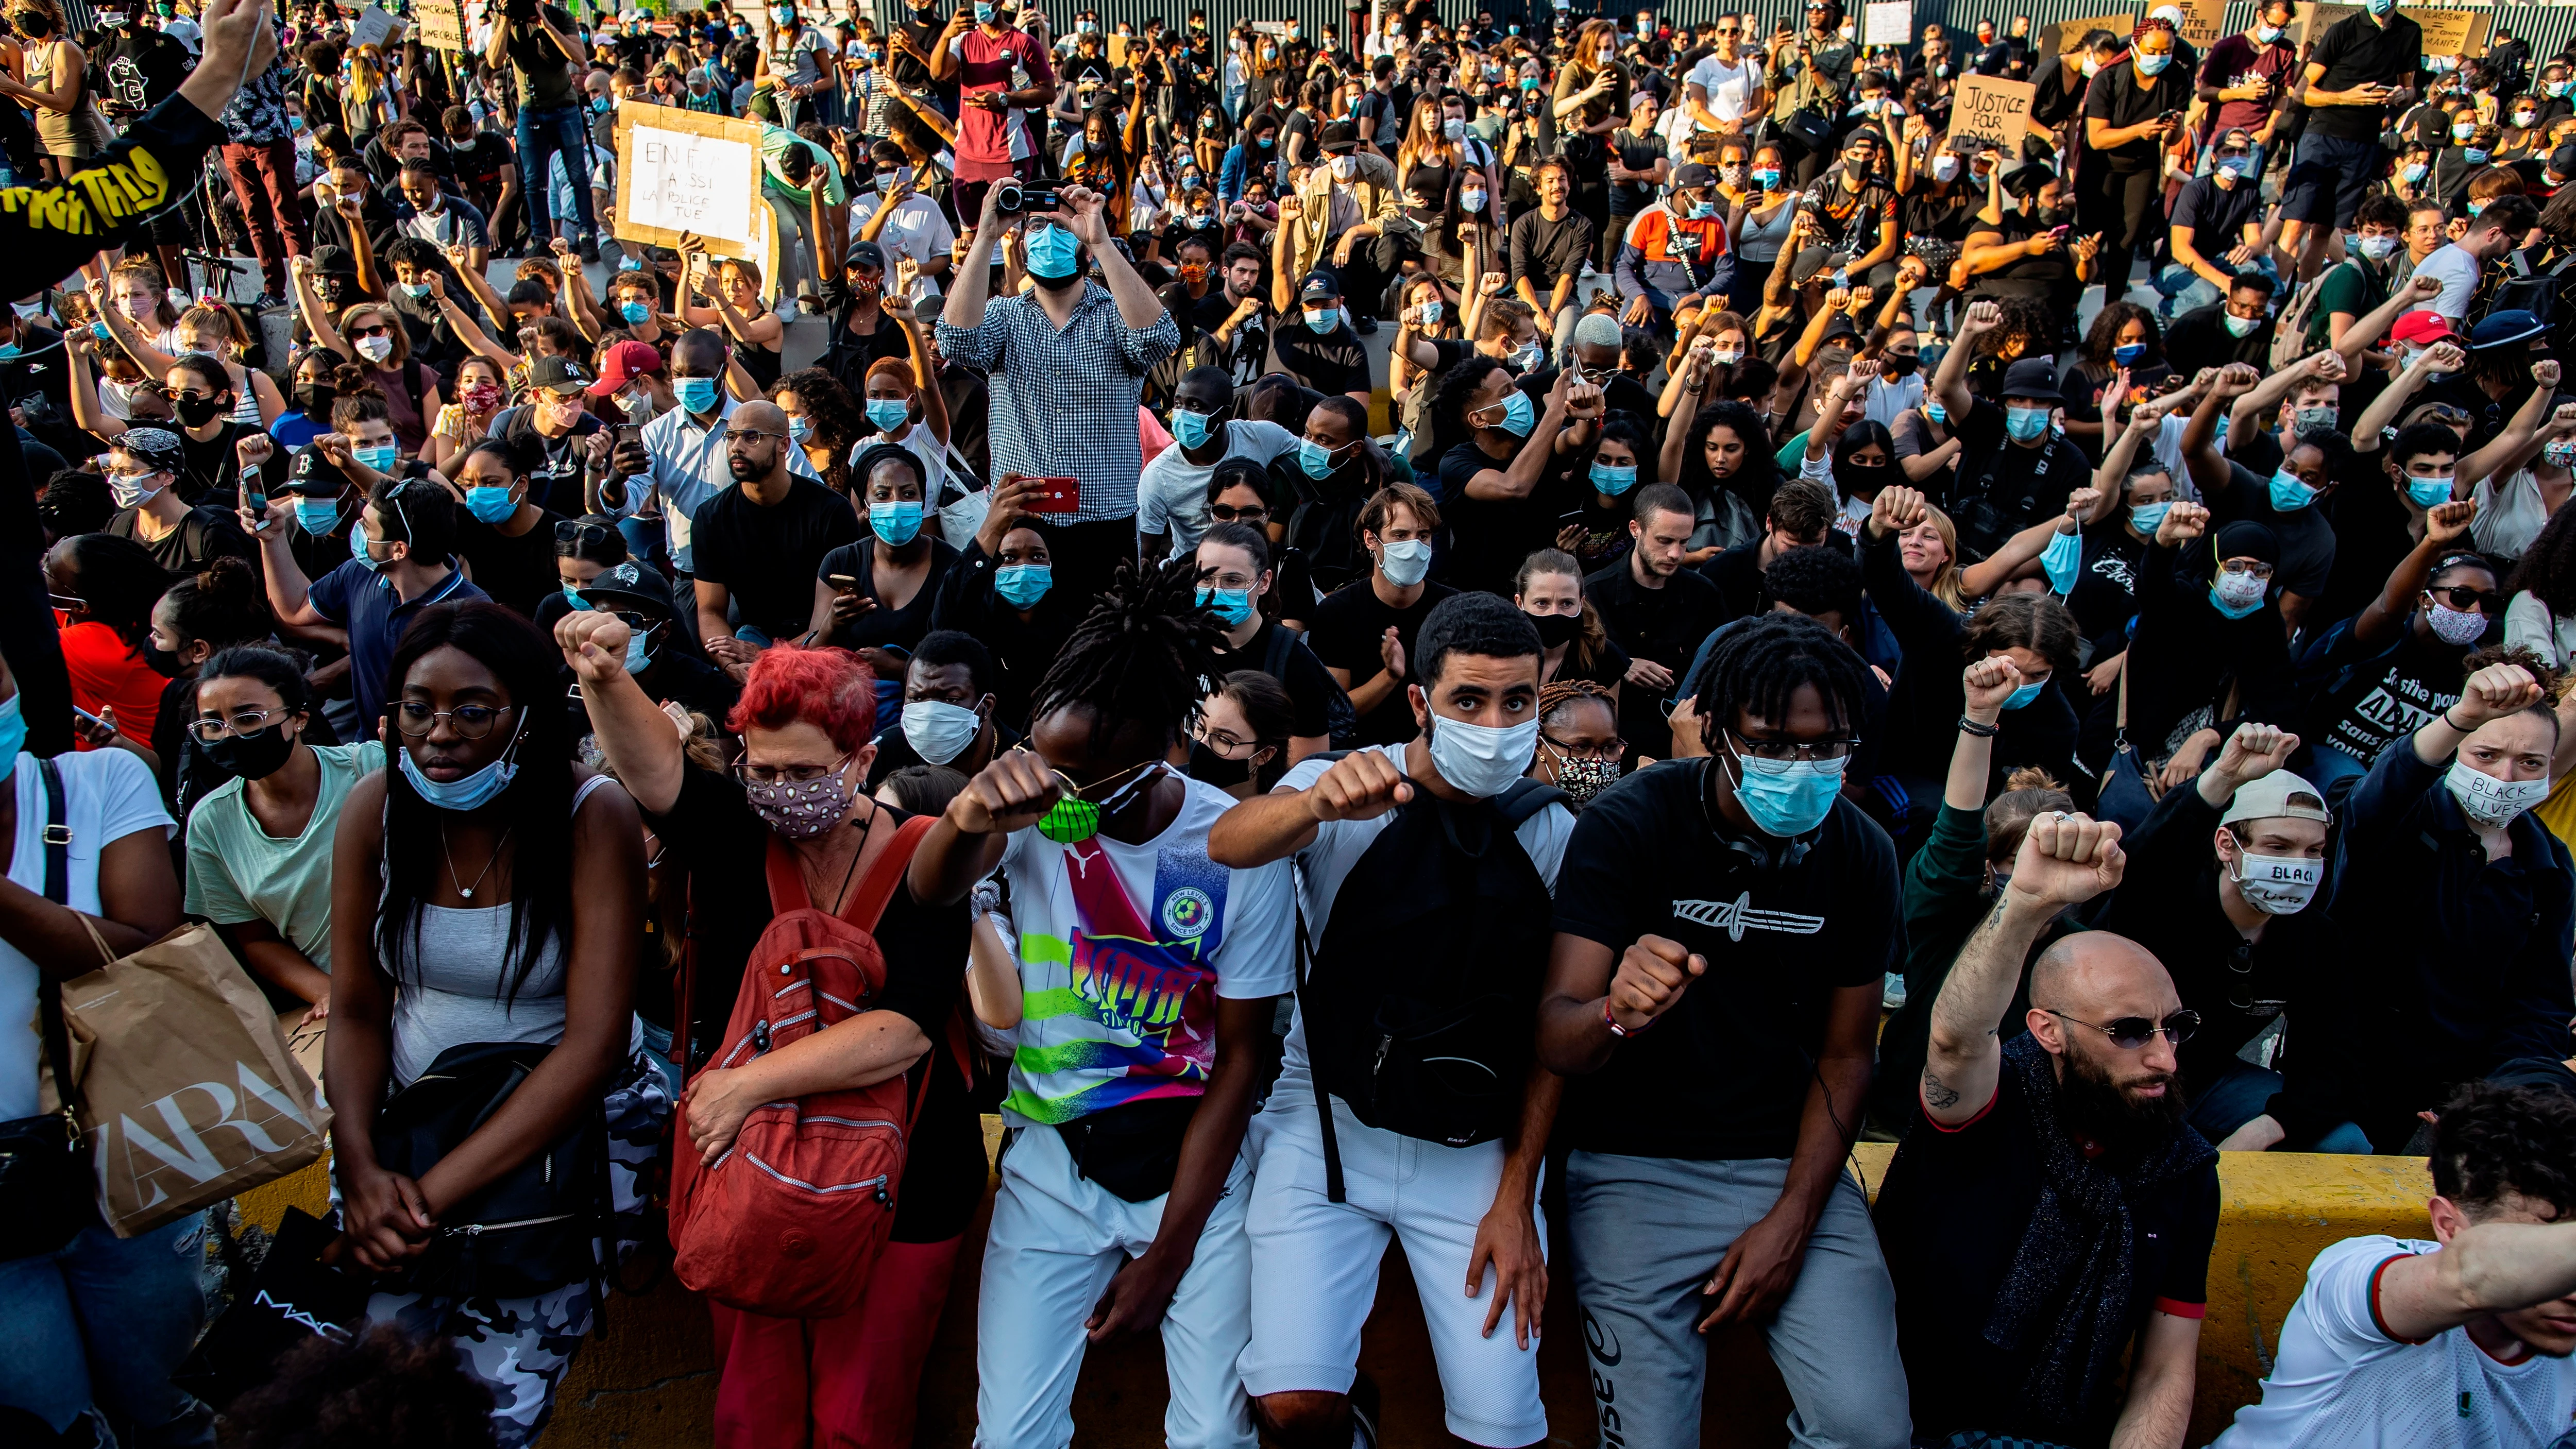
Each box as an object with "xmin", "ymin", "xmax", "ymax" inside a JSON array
[
  {"xmin": 555, "ymin": 519, "xmax": 618, "ymax": 550},
  {"xmin": 1208, "ymin": 501, "xmax": 1268, "ymax": 522},
  {"xmin": 2047, "ymin": 1008, "xmax": 2201, "ymax": 1051},
  {"xmin": 352, "ymin": 322, "xmax": 393, "ymax": 338},
  {"xmin": 2429, "ymin": 584, "xmax": 2502, "ymax": 612}
]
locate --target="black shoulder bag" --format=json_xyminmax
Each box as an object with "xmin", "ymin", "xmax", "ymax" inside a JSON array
[{"xmin": 0, "ymin": 759, "xmax": 101, "ymax": 1258}]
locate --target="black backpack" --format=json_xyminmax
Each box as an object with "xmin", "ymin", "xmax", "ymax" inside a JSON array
[
  {"xmin": 1295, "ymin": 774, "xmax": 1566, "ymax": 1199},
  {"xmin": 1274, "ymin": 455, "xmax": 1375, "ymax": 594}
]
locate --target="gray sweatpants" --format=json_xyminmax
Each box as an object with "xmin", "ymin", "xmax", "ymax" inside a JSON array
[{"xmin": 1566, "ymin": 1152, "xmax": 1912, "ymax": 1449}]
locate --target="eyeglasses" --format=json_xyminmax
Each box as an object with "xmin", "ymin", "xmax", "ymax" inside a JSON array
[
  {"xmin": 2220, "ymin": 559, "xmax": 2278, "ymax": 580},
  {"xmin": 2430, "ymin": 584, "xmax": 2502, "ymax": 612},
  {"xmin": 191, "ymin": 706, "xmax": 295, "ymax": 742},
  {"xmin": 392, "ymin": 701, "xmax": 516, "ymax": 738},
  {"xmin": 1727, "ymin": 729, "xmax": 1861, "ymax": 762},
  {"xmin": 151, "ymin": 385, "xmax": 221, "ymax": 401},
  {"xmin": 2047, "ymin": 1008, "xmax": 2201, "ymax": 1050},
  {"xmin": 734, "ymin": 754, "xmax": 849, "ymax": 786},
  {"xmin": 1200, "ymin": 728, "xmax": 1270, "ymax": 756},
  {"xmin": 729, "ymin": 430, "xmax": 787, "ymax": 446},
  {"xmin": 1543, "ymin": 734, "xmax": 1624, "ymax": 761},
  {"xmin": 1208, "ymin": 502, "xmax": 1268, "ymax": 522}
]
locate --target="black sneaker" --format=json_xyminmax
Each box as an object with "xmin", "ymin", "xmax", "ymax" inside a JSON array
[{"xmin": 577, "ymin": 233, "xmax": 600, "ymax": 264}]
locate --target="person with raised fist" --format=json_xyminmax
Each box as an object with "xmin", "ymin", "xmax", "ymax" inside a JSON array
[
  {"xmin": 1880, "ymin": 806, "xmax": 2218, "ymax": 1448},
  {"xmin": 1537, "ymin": 611, "xmax": 1909, "ymax": 1449}
]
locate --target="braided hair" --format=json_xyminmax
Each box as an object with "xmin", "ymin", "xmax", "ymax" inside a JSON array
[
  {"xmin": 1689, "ymin": 612, "xmax": 1871, "ymax": 749},
  {"xmin": 1027, "ymin": 555, "xmax": 1229, "ymax": 749}
]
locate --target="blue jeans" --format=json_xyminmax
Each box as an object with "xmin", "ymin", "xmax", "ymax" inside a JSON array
[
  {"xmin": 516, "ymin": 104, "xmax": 597, "ymax": 240},
  {"xmin": 2188, "ymin": 1056, "xmax": 2374, "ymax": 1154},
  {"xmin": 0, "ymin": 1212, "xmax": 215, "ymax": 1444}
]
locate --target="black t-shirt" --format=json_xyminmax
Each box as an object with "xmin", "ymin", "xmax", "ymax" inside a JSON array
[
  {"xmin": 106, "ymin": 504, "xmax": 253, "ymax": 575},
  {"xmin": 489, "ymin": 406, "xmax": 607, "ymax": 517},
  {"xmin": 1551, "ymin": 759, "xmax": 1900, "ymax": 1158},
  {"xmin": 1438, "ymin": 437, "xmax": 1571, "ymax": 598},
  {"xmin": 445, "ymin": 132, "xmax": 516, "ymax": 198},
  {"xmin": 454, "ymin": 508, "xmax": 569, "ymax": 621},
  {"xmin": 2305, "ymin": 12, "xmax": 2422, "ymax": 142},
  {"xmin": 1586, "ymin": 557, "xmax": 1726, "ymax": 756},
  {"xmin": 2168, "ymin": 174, "xmax": 2261, "ymax": 253},
  {"xmin": 506, "ymin": 6, "xmax": 586, "ymax": 109},
  {"xmin": 1875, "ymin": 1066, "xmax": 2220, "ymax": 1444},
  {"xmin": 1506, "ymin": 207, "xmax": 1595, "ymax": 294},
  {"xmin": 91, "ymin": 27, "xmax": 191, "ymax": 117},
  {"xmin": 2082, "ymin": 56, "xmax": 2195, "ymax": 172},
  {"xmin": 646, "ymin": 770, "xmax": 984, "ymax": 1242},
  {"xmin": 2308, "ymin": 624, "xmax": 2476, "ymax": 764},
  {"xmin": 1304, "ymin": 578, "xmax": 1460, "ymax": 746},
  {"xmin": 1211, "ymin": 618, "xmax": 1340, "ymax": 740},
  {"xmin": 692, "ymin": 478, "xmax": 867, "ymax": 643},
  {"xmin": 1900, "ymin": 177, "xmax": 1979, "ymax": 245},
  {"xmin": 1952, "ymin": 397, "xmax": 2091, "ymax": 557},
  {"xmin": 1609, "ymin": 128, "xmax": 1665, "ymax": 215},
  {"xmin": 813, "ymin": 537, "xmax": 960, "ymax": 653},
  {"xmin": 2164, "ymin": 301, "xmax": 2273, "ymax": 376},
  {"xmin": 2064, "ymin": 521, "xmax": 2152, "ymax": 651},
  {"xmin": 177, "ymin": 421, "xmax": 260, "ymax": 507},
  {"xmin": 1272, "ymin": 318, "xmax": 1372, "ymax": 398}
]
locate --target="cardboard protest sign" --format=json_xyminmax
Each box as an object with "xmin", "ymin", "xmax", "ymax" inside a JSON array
[
  {"xmin": 349, "ymin": 4, "xmax": 401, "ymax": 52},
  {"xmin": 2040, "ymin": 12, "xmax": 2133, "ymax": 63},
  {"xmin": 1865, "ymin": 1, "xmax": 1911, "ymax": 47},
  {"xmin": 1952, "ymin": 75, "xmax": 2036, "ymax": 157},
  {"xmin": 2176, "ymin": 0, "xmax": 2226, "ymax": 52},
  {"xmin": 411, "ymin": 0, "xmax": 466, "ymax": 52}
]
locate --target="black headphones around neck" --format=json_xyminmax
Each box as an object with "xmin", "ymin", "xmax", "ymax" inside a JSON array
[{"xmin": 1697, "ymin": 754, "xmax": 1813, "ymax": 874}]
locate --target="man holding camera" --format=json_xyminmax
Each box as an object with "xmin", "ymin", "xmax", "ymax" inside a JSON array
[{"xmin": 485, "ymin": 0, "xmax": 598, "ymax": 262}]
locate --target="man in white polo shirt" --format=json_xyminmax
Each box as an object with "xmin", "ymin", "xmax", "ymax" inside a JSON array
[{"xmin": 2211, "ymin": 1082, "xmax": 2576, "ymax": 1448}]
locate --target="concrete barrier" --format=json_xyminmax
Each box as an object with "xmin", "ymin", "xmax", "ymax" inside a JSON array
[{"xmin": 230, "ymin": 1136, "xmax": 2437, "ymax": 1448}]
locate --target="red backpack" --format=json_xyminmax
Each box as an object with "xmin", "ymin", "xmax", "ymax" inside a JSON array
[{"xmin": 669, "ymin": 814, "xmax": 945, "ymax": 1318}]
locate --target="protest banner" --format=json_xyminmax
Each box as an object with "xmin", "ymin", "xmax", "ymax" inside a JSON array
[
  {"xmin": 2176, "ymin": 0, "xmax": 2226, "ymax": 52},
  {"xmin": 411, "ymin": 0, "xmax": 466, "ymax": 52},
  {"xmin": 349, "ymin": 4, "xmax": 401, "ymax": 52},
  {"xmin": 2040, "ymin": 12, "xmax": 2133, "ymax": 62},
  {"xmin": 613, "ymin": 102, "xmax": 778, "ymax": 296},
  {"xmin": 1865, "ymin": 1, "xmax": 1910, "ymax": 47}
]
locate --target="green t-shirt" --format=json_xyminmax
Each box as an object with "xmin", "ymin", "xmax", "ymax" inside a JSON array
[
  {"xmin": 183, "ymin": 742, "xmax": 371, "ymax": 977},
  {"xmin": 2306, "ymin": 259, "xmax": 2387, "ymax": 350}
]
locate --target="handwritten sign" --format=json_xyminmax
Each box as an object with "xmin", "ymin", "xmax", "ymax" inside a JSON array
[
  {"xmin": 1952, "ymin": 74, "xmax": 2036, "ymax": 157},
  {"xmin": 348, "ymin": 4, "xmax": 401, "ymax": 52},
  {"xmin": 1863, "ymin": 1, "xmax": 1910, "ymax": 46},
  {"xmin": 411, "ymin": 0, "xmax": 466, "ymax": 51},
  {"xmin": 2041, "ymin": 12, "xmax": 2134, "ymax": 62},
  {"xmin": 616, "ymin": 110, "xmax": 760, "ymax": 251},
  {"xmin": 2176, "ymin": 0, "xmax": 2227, "ymax": 51},
  {"xmin": 2296, "ymin": 3, "xmax": 2363, "ymax": 46},
  {"xmin": 2414, "ymin": 7, "xmax": 2490, "ymax": 58}
]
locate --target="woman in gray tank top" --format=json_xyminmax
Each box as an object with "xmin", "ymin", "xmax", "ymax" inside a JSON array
[{"xmin": 326, "ymin": 599, "xmax": 658, "ymax": 1449}]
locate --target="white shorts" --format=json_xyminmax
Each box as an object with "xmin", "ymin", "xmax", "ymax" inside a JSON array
[
  {"xmin": 974, "ymin": 1120, "xmax": 1258, "ymax": 1449},
  {"xmin": 1237, "ymin": 1085, "xmax": 1549, "ymax": 1448}
]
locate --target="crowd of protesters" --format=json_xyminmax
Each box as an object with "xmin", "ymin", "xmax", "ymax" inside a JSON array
[{"xmin": 4, "ymin": 1, "xmax": 2576, "ymax": 1448}]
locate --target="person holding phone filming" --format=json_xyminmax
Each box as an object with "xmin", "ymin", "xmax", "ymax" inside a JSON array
[
  {"xmin": 2080, "ymin": 18, "xmax": 2194, "ymax": 310},
  {"xmin": 936, "ymin": 182, "xmax": 1180, "ymax": 608}
]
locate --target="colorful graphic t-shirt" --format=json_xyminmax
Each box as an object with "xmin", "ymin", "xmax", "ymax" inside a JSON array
[{"xmin": 995, "ymin": 772, "xmax": 1294, "ymax": 1127}]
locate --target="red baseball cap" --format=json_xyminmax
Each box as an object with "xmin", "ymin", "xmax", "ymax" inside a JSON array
[
  {"xmin": 587, "ymin": 339, "xmax": 665, "ymax": 396},
  {"xmin": 2389, "ymin": 310, "xmax": 2458, "ymax": 348}
]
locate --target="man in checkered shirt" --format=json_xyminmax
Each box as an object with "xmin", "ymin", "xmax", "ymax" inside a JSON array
[{"xmin": 936, "ymin": 181, "xmax": 1181, "ymax": 601}]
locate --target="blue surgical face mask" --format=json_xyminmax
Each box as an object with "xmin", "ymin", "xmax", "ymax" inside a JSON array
[
  {"xmin": 623, "ymin": 627, "xmax": 654, "ymax": 674},
  {"xmin": 2268, "ymin": 468, "xmax": 2320, "ymax": 511},
  {"xmin": 1690, "ymin": 199, "xmax": 1719, "ymax": 219},
  {"xmin": 2402, "ymin": 162, "xmax": 2429, "ymax": 183},
  {"xmin": 592, "ymin": 95, "xmax": 613, "ymax": 114},
  {"xmin": 0, "ymin": 693, "xmax": 24, "ymax": 763},
  {"xmin": 1728, "ymin": 743, "xmax": 1847, "ymax": 838},
  {"xmin": 1495, "ymin": 387, "xmax": 1536, "ymax": 437},
  {"xmin": 1924, "ymin": 401, "xmax": 1947, "ymax": 425},
  {"xmin": 1025, "ymin": 224, "xmax": 1083, "ymax": 279},
  {"xmin": 2112, "ymin": 342, "xmax": 2148, "ymax": 366},
  {"xmin": 1590, "ymin": 462, "xmax": 1637, "ymax": 494},
  {"xmin": 787, "ymin": 415, "xmax": 811, "ymax": 442},
  {"xmin": 1196, "ymin": 585, "xmax": 1255, "ymax": 626},
  {"xmin": 464, "ymin": 484, "xmax": 517, "ymax": 523},
  {"xmin": 2465, "ymin": 148, "xmax": 2492, "ymax": 165},
  {"xmin": 2001, "ymin": 678, "xmax": 2046, "ymax": 710},
  {"xmin": 1171, "ymin": 405, "xmax": 1215, "ymax": 448},
  {"xmin": 1752, "ymin": 167, "xmax": 1781, "ymax": 189},
  {"xmin": 2129, "ymin": 501, "xmax": 2171, "ymax": 535},
  {"xmin": 620, "ymin": 300, "xmax": 652, "ymax": 325},
  {"xmin": 396, "ymin": 723, "xmax": 524, "ymax": 811},
  {"xmin": 2406, "ymin": 475, "xmax": 2455, "ymax": 508},
  {"xmin": 1378, "ymin": 537, "xmax": 1433, "ymax": 587},
  {"xmin": 617, "ymin": 254, "xmax": 645, "ymax": 272},
  {"xmin": 563, "ymin": 586, "xmax": 588, "ymax": 609},
  {"xmin": 1298, "ymin": 437, "xmax": 1346, "ymax": 479},
  {"xmin": 295, "ymin": 497, "xmax": 342, "ymax": 535},
  {"xmin": 354, "ymin": 443, "xmax": 399, "ymax": 474},
  {"xmin": 675, "ymin": 376, "xmax": 719, "ymax": 414},
  {"xmin": 2216, "ymin": 157, "xmax": 2249, "ymax": 180},
  {"xmin": 401, "ymin": 281, "xmax": 431, "ymax": 299},
  {"xmin": 2040, "ymin": 526, "xmax": 2083, "ymax": 595},
  {"xmin": 866, "ymin": 398, "xmax": 912, "ymax": 433},
  {"xmin": 869, "ymin": 500, "xmax": 926, "ymax": 545},
  {"xmin": 994, "ymin": 562, "xmax": 1053, "ymax": 607},
  {"xmin": 1425, "ymin": 711, "xmax": 1545, "ymax": 798},
  {"xmin": 2005, "ymin": 405, "xmax": 2049, "ymax": 442}
]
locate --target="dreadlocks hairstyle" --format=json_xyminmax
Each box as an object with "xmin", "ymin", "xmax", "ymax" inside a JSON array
[
  {"xmin": 1689, "ymin": 611, "xmax": 1871, "ymax": 748},
  {"xmin": 1028, "ymin": 555, "xmax": 1230, "ymax": 749}
]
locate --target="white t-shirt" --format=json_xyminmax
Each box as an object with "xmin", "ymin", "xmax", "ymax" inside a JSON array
[
  {"xmin": 2409, "ymin": 248, "xmax": 2482, "ymax": 323},
  {"xmin": 846, "ymin": 422, "xmax": 953, "ymax": 504},
  {"xmin": 993, "ymin": 773, "xmax": 1294, "ymax": 1127},
  {"xmin": 2, "ymin": 749, "xmax": 174, "ymax": 1119},
  {"xmin": 1272, "ymin": 745, "xmax": 1573, "ymax": 1084},
  {"xmin": 2211, "ymin": 1235, "xmax": 2576, "ymax": 1448},
  {"xmin": 2471, "ymin": 467, "xmax": 2554, "ymax": 562},
  {"xmin": 1686, "ymin": 53, "xmax": 1765, "ymax": 126},
  {"xmin": 1136, "ymin": 418, "xmax": 1300, "ymax": 557}
]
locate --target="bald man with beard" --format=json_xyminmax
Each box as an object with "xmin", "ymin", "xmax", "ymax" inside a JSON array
[
  {"xmin": 689, "ymin": 398, "xmax": 864, "ymax": 679},
  {"xmin": 1876, "ymin": 811, "xmax": 2220, "ymax": 1449}
]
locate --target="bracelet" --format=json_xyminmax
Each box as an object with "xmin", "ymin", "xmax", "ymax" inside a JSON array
[
  {"xmin": 2442, "ymin": 708, "xmax": 2471, "ymax": 732},
  {"xmin": 1603, "ymin": 996, "xmax": 1646, "ymax": 1038},
  {"xmin": 1957, "ymin": 715, "xmax": 1999, "ymax": 738}
]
